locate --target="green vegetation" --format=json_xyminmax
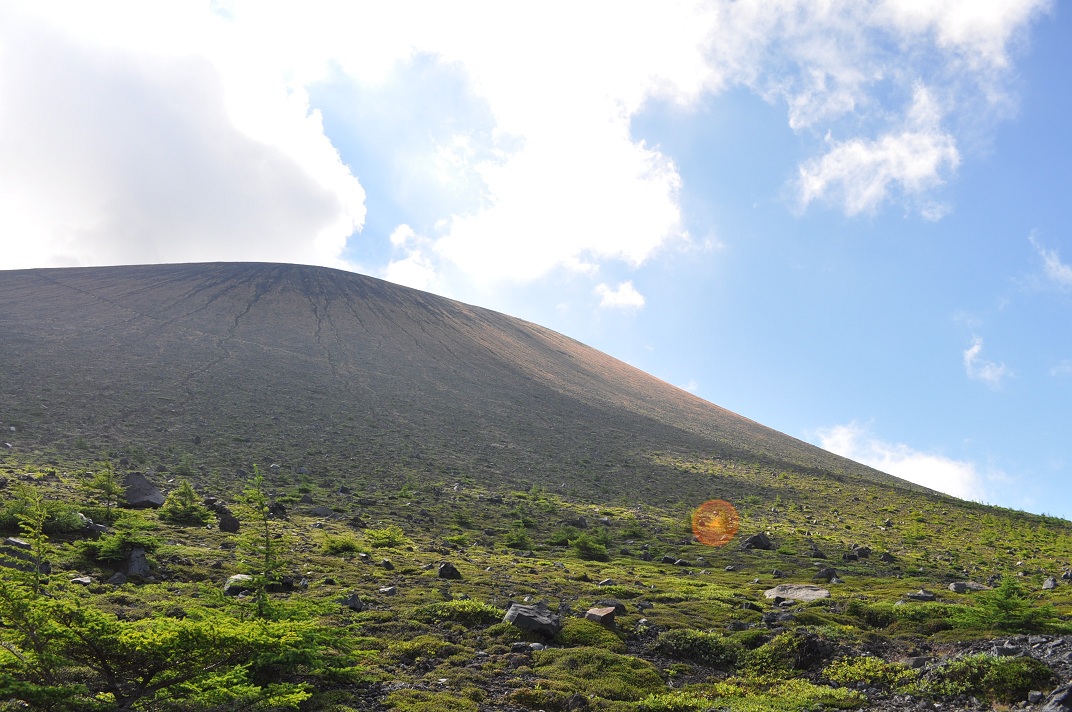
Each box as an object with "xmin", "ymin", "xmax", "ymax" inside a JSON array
[{"xmin": 159, "ymin": 479, "xmax": 212, "ymax": 525}]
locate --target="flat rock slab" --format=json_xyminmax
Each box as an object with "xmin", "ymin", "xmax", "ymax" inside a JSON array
[{"xmin": 763, "ymin": 584, "xmax": 830, "ymax": 602}]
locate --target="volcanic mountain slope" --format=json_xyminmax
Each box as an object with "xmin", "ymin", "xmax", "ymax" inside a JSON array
[{"xmin": 1, "ymin": 262, "xmax": 917, "ymax": 503}]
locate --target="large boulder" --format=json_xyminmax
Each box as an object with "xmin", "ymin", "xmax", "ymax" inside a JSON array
[
  {"xmin": 123, "ymin": 472, "xmax": 165, "ymax": 509},
  {"xmin": 503, "ymin": 602, "xmax": 561, "ymax": 636},
  {"xmin": 764, "ymin": 584, "xmax": 830, "ymax": 602},
  {"xmin": 740, "ymin": 532, "xmax": 772, "ymax": 551},
  {"xmin": 223, "ymin": 574, "xmax": 255, "ymax": 596},
  {"xmin": 125, "ymin": 547, "xmax": 151, "ymax": 578},
  {"xmin": 438, "ymin": 562, "xmax": 462, "ymax": 580}
]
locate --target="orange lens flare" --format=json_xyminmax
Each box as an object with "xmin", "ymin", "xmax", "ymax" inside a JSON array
[{"xmin": 691, "ymin": 499, "xmax": 740, "ymax": 547}]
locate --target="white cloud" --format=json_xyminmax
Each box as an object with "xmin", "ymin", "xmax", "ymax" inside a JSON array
[
  {"xmin": 0, "ymin": 3, "xmax": 364, "ymax": 271},
  {"xmin": 797, "ymin": 85, "xmax": 960, "ymax": 215},
  {"xmin": 814, "ymin": 422, "xmax": 990, "ymax": 501},
  {"xmin": 595, "ymin": 281, "xmax": 646, "ymax": 310},
  {"xmin": 0, "ymin": 1, "xmax": 1051, "ymax": 281},
  {"xmin": 1050, "ymin": 360, "xmax": 1072, "ymax": 378},
  {"xmin": 963, "ymin": 336, "xmax": 1010, "ymax": 388},
  {"xmin": 1029, "ymin": 233, "xmax": 1072, "ymax": 288}
]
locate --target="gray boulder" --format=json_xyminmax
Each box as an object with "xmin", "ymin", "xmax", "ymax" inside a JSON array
[
  {"xmin": 123, "ymin": 472, "xmax": 165, "ymax": 509},
  {"xmin": 218, "ymin": 511, "xmax": 240, "ymax": 533},
  {"xmin": 1043, "ymin": 577, "xmax": 1058, "ymax": 590},
  {"xmin": 125, "ymin": 547, "xmax": 151, "ymax": 578},
  {"xmin": 438, "ymin": 562, "xmax": 462, "ymax": 580},
  {"xmin": 503, "ymin": 602, "xmax": 561, "ymax": 636},
  {"xmin": 223, "ymin": 574, "xmax": 255, "ymax": 596},
  {"xmin": 740, "ymin": 532, "xmax": 772, "ymax": 550},
  {"xmin": 1044, "ymin": 683, "xmax": 1072, "ymax": 712},
  {"xmin": 338, "ymin": 592, "xmax": 364, "ymax": 611}
]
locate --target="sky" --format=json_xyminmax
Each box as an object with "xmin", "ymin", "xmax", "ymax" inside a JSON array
[{"xmin": 2, "ymin": 1, "xmax": 1071, "ymax": 517}]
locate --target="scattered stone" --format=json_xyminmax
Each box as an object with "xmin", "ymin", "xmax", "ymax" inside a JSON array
[
  {"xmin": 842, "ymin": 551, "xmax": 859, "ymax": 562},
  {"xmin": 122, "ymin": 472, "xmax": 165, "ymax": 509},
  {"xmin": 661, "ymin": 555, "xmax": 677, "ymax": 564},
  {"xmin": 503, "ymin": 602, "xmax": 561, "ymax": 636},
  {"xmin": 218, "ymin": 512, "xmax": 240, "ymax": 533},
  {"xmin": 268, "ymin": 502, "xmax": 288, "ymax": 519},
  {"xmin": 308, "ymin": 506, "xmax": 333, "ymax": 518},
  {"xmin": 852, "ymin": 545, "xmax": 871, "ymax": 559},
  {"xmin": 814, "ymin": 567, "xmax": 839, "ymax": 582},
  {"xmin": 379, "ymin": 586, "xmax": 398, "ymax": 596},
  {"xmin": 906, "ymin": 656, "xmax": 933, "ymax": 669},
  {"xmin": 905, "ymin": 589, "xmax": 936, "ymax": 602},
  {"xmin": 949, "ymin": 581, "xmax": 989, "ymax": 593},
  {"xmin": 4, "ymin": 537, "xmax": 30, "ymax": 550},
  {"xmin": 725, "ymin": 565, "xmax": 736, "ymax": 571},
  {"xmin": 807, "ymin": 542, "xmax": 826, "ymax": 559},
  {"xmin": 125, "ymin": 547, "xmax": 151, "ymax": 578},
  {"xmin": 1043, "ymin": 577, "xmax": 1058, "ymax": 590},
  {"xmin": 1030, "ymin": 691, "xmax": 1045, "ymax": 704},
  {"xmin": 338, "ymin": 592, "xmax": 364, "ymax": 611},
  {"xmin": 438, "ymin": 562, "xmax": 462, "ymax": 580},
  {"xmin": 106, "ymin": 572, "xmax": 127, "ymax": 586},
  {"xmin": 740, "ymin": 532, "xmax": 772, "ymax": 550},
  {"xmin": 879, "ymin": 552, "xmax": 897, "ymax": 563},
  {"xmin": 70, "ymin": 576, "xmax": 93, "ymax": 586},
  {"xmin": 223, "ymin": 574, "xmax": 255, "ymax": 596},
  {"xmin": 596, "ymin": 599, "xmax": 627, "ymax": 614},
  {"xmin": 992, "ymin": 642, "xmax": 1022, "ymax": 657},
  {"xmin": 380, "ymin": 559, "xmax": 394, "ymax": 570},
  {"xmin": 673, "ymin": 559, "xmax": 690, "ymax": 567},
  {"xmin": 585, "ymin": 606, "xmax": 617, "ymax": 626},
  {"xmin": 763, "ymin": 584, "xmax": 830, "ymax": 602},
  {"xmin": 1043, "ymin": 682, "xmax": 1072, "ymax": 711},
  {"xmin": 299, "ymin": 494, "xmax": 313, "ymax": 504}
]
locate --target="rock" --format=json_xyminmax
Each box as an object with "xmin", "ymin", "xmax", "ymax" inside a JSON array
[
  {"xmin": 807, "ymin": 542, "xmax": 827, "ymax": 559},
  {"xmin": 906, "ymin": 656, "xmax": 933, "ymax": 669},
  {"xmin": 380, "ymin": 559, "xmax": 394, "ymax": 570},
  {"xmin": 1043, "ymin": 577, "xmax": 1058, "ymax": 590},
  {"xmin": 764, "ymin": 584, "xmax": 829, "ymax": 602},
  {"xmin": 218, "ymin": 512, "xmax": 240, "ymax": 533},
  {"xmin": 438, "ymin": 562, "xmax": 462, "ymax": 580},
  {"xmin": 223, "ymin": 574, "xmax": 255, "ymax": 596},
  {"xmin": 122, "ymin": 472, "xmax": 165, "ymax": 509},
  {"xmin": 879, "ymin": 552, "xmax": 897, "ymax": 563},
  {"xmin": 673, "ymin": 559, "xmax": 690, "ymax": 567},
  {"xmin": 905, "ymin": 589, "xmax": 936, "ymax": 602},
  {"xmin": 125, "ymin": 547, "xmax": 151, "ymax": 577},
  {"xmin": 852, "ymin": 545, "xmax": 871, "ymax": 559},
  {"xmin": 1044, "ymin": 682, "xmax": 1072, "ymax": 711},
  {"xmin": 106, "ymin": 572, "xmax": 128, "ymax": 586},
  {"xmin": 338, "ymin": 592, "xmax": 364, "ymax": 611},
  {"xmin": 661, "ymin": 555, "xmax": 677, "ymax": 564},
  {"xmin": 771, "ymin": 569, "xmax": 785, "ymax": 578},
  {"xmin": 70, "ymin": 576, "xmax": 93, "ymax": 586},
  {"xmin": 597, "ymin": 578, "xmax": 615, "ymax": 586},
  {"xmin": 595, "ymin": 599, "xmax": 627, "ymax": 614},
  {"xmin": 1030, "ymin": 691, "xmax": 1045, "ymax": 704},
  {"xmin": 725, "ymin": 565, "xmax": 736, "ymax": 571},
  {"xmin": 585, "ymin": 606, "xmax": 617, "ymax": 626},
  {"xmin": 308, "ymin": 506, "xmax": 333, "ymax": 518},
  {"xmin": 299, "ymin": 494, "xmax": 314, "ymax": 504},
  {"xmin": 503, "ymin": 602, "xmax": 561, "ymax": 636},
  {"xmin": 268, "ymin": 502, "xmax": 288, "ymax": 519},
  {"xmin": 379, "ymin": 586, "xmax": 398, "ymax": 596},
  {"xmin": 814, "ymin": 567, "xmax": 839, "ymax": 582},
  {"xmin": 842, "ymin": 551, "xmax": 859, "ymax": 562},
  {"xmin": 740, "ymin": 532, "xmax": 772, "ymax": 550},
  {"xmin": 4, "ymin": 537, "xmax": 31, "ymax": 550}
]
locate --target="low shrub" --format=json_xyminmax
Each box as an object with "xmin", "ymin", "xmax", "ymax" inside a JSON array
[
  {"xmin": 654, "ymin": 629, "xmax": 738, "ymax": 668},
  {"xmin": 918, "ymin": 653, "xmax": 1054, "ymax": 703},
  {"xmin": 556, "ymin": 618, "xmax": 625, "ymax": 652},
  {"xmin": 320, "ymin": 534, "xmax": 363, "ymax": 555},
  {"xmin": 410, "ymin": 599, "xmax": 502, "ymax": 625},
  {"xmin": 365, "ymin": 525, "xmax": 408, "ymax": 548},
  {"xmin": 824, "ymin": 656, "xmax": 916, "ymax": 687}
]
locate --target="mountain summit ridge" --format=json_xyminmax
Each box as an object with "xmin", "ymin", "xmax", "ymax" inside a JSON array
[{"xmin": 0, "ymin": 262, "xmax": 923, "ymax": 500}]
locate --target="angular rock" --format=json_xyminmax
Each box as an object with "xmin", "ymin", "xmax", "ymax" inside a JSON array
[
  {"xmin": 218, "ymin": 511, "xmax": 240, "ymax": 533},
  {"xmin": 3, "ymin": 537, "xmax": 31, "ymax": 550},
  {"xmin": 268, "ymin": 502, "xmax": 288, "ymax": 519},
  {"xmin": 879, "ymin": 552, "xmax": 897, "ymax": 563},
  {"xmin": 223, "ymin": 574, "xmax": 255, "ymax": 596},
  {"xmin": 71, "ymin": 576, "xmax": 93, "ymax": 586},
  {"xmin": 1044, "ymin": 682, "xmax": 1072, "ymax": 712},
  {"xmin": 598, "ymin": 578, "xmax": 615, "ymax": 586},
  {"xmin": 125, "ymin": 547, "xmax": 151, "ymax": 578},
  {"xmin": 106, "ymin": 572, "xmax": 128, "ymax": 586},
  {"xmin": 814, "ymin": 567, "xmax": 839, "ymax": 582},
  {"xmin": 308, "ymin": 505, "xmax": 333, "ymax": 518},
  {"xmin": 852, "ymin": 545, "xmax": 871, "ymax": 559},
  {"xmin": 585, "ymin": 606, "xmax": 617, "ymax": 626},
  {"xmin": 1043, "ymin": 577, "xmax": 1058, "ymax": 590},
  {"xmin": 438, "ymin": 562, "xmax": 462, "ymax": 580},
  {"xmin": 503, "ymin": 602, "xmax": 561, "ymax": 636},
  {"xmin": 595, "ymin": 599, "xmax": 627, "ymax": 614},
  {"xmin": 379, "ymin": 586, "xmax": 398, "ymax": 596},
  {"xmin": 338, "ymin": 592, "xmax": 364, "ymax": 611},
  {"xmin": 661, "ymin": 555, "xmax": 677, "ymax": 564},
  {"xmin": 763, "ymin": 584, "xmax": 829, "ymax": 602},
  {"xmin": 122, "ymin": 472, "xmax": 165, "ymax": 509},
  {"xmin": 380, "ymin": 559, "xmax": 394, "ymax": 570},
  {"xmin": 905, "ymin": 589, "xmax": 936, "ymax": 602},
  {"xmin": 740, "ymin": 532, "xmax": 772, "ymax": 551}
]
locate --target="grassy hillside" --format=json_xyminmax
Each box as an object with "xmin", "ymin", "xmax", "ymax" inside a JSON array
[{"xmin": 0, "ymin": 263, "xmax": 1071, "ymax": 711}]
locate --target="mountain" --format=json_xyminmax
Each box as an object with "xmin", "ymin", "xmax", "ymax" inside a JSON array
[{"xmin": 0, "ymin": 262, "xmax": 918, "ymax": 503}]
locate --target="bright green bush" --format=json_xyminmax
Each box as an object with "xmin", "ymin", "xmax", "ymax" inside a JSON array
[
  {"xmin": 557, "ymin": 617, "xmax": 625, "ymax": 652},
  {"xmin": 320, "ymin": 534, "xmax": 363, "ymax": 555},
  {"xmin": 159, "ymin": 479, "xmax": 213, "ymax": 525},
  {"xmin": 410, "ymin": 599, "xmax": 502, "ymax": 625},
  {"xmin": 919, "ymin": 653, "xmax": 1054, "ymax": 703},
  {"xmin": 365, "ymin": 525, "xmax": 409, "ymax": 548},
  {"xmin": 952, "ymin": 576, "xmax": 1059, "ymax": 632},
  {"xmin": 570, "ymin": 532, "xmax": 609, "ymax": 561},
  {"xmin": 655, "ymin": 629, "xmax": 738, "ymax": 668},
  {"xmin": 824, "ymin": 656, "xmax": 916, "ymax": 687}
]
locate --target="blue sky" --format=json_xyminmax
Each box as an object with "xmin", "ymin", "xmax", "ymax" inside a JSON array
[{"xmin": 2, "ymin": 2, "xmax": 1071, "ymax": 516}]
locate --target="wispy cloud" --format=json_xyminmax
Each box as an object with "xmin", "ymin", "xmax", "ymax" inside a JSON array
[
  {"xmin": 1029, "ymin": 233, "xmax": 1072, "ymax": 288},
  {"xmin": 594, "ymin": 281, "xmax": 645, "ymax": 310},
  {"xmin": 963, "ymin": 336, "xmax": 1010, "ymax": 388},
  {"xmin": 813, "ymin": 422, "xmax": 992, "ymax": 501},
  {"xmin": 1050, "ymin": 360, "xmax": 1072, "ymax": 378}
]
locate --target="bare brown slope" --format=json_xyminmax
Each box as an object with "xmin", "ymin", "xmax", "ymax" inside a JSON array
[{"xmin": 0, "ymin": 262, "xmax": 920, "ymax": 500}]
